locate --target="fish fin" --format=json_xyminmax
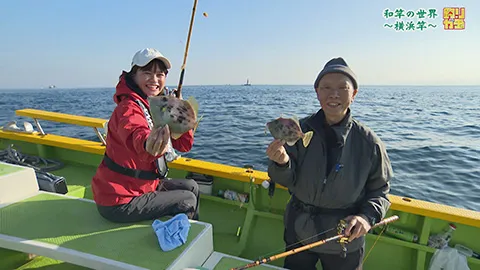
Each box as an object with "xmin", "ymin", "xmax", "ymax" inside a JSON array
[
  {"xmin": 292, "ymin": 115, "xmax": 300, "ymax": 125},
  {"xmin": 193, "ymin": 114, "xmax": 204, "ymax": 134},
  {"xmin": 286, "ymin": 140, "xmax": 296, "ymax": 146},
  {"xmin": 171, "ymin": 133, "xmax": 182, "ymax": 140},
  {"xmin": 302, "ymin": 131, "xmax": 314, "ymax": 147},
  {"xmin": 188, "ymin": 96, "xmax": 199, "ymax": 117}
]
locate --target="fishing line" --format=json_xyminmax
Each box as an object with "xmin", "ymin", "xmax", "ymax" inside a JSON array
[{"xmin": 362, "ymin": 222, "xmax": 388, "ymax": 264}]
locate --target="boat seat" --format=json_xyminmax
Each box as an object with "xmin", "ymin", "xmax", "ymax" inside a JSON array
[
  {"xmin": 202, "ymin": 252, "xmax": 288, "ymax": 270},
  {"xmin": 15, "ymin": 109, "xmax": 107, "ymax": 129},
  {"xmin": 15, "ymin": 108, "xmax": 108, "ymax": 145},
  {"xmin": 0, "ymin": 161, "xmax": 214, "ymax": 270}
]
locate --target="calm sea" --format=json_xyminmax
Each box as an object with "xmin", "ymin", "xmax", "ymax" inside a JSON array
[{"xmin": 1, "ymin": 85, "xmax": 479, "ymax": 212}]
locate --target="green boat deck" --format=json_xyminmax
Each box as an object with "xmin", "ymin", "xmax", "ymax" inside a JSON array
[
  {"xmin": 0, "ymin": 162, "xmax": 24, "ymax": 175},
  {"xmin": 0, "ymin": 193, "xmax": 210, "ymax": 270}
]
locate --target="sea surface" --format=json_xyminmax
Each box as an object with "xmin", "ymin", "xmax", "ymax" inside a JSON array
[{"xmin": 1, "ymin": 85, "xmax": 479, "ymax": 212}]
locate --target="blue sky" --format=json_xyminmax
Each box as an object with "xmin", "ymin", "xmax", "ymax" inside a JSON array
[{"xmin": 1, "ymin": 0, "xmax": 479, "ymax": 89}]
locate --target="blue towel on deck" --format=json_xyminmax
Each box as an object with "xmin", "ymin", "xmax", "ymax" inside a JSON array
[{"xmin": 152, "ymin": 213, "xmax": 191, "ymax": 251}]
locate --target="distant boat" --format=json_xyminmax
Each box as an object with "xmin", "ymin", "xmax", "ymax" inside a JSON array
[
  {"xmin": 48, "ymin": 85, "xmax": 56, "ymax": 89},
  {"xmin": 243, "ymin": 78, "xmax": 251, "ymax": 86}
]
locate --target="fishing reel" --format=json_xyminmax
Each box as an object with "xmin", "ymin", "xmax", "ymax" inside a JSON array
[
  {"xmin": 337, "ymin": 219, "xmax": 350, "ymax": 258},
  {"xmin": 264, "ymin": 179, "xmax": 276, "ymax": 197}
]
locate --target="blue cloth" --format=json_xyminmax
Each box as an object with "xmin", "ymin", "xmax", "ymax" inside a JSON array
[{"xmin": 152, "ymin": 213, "xmax": 191, "ymax": 251}]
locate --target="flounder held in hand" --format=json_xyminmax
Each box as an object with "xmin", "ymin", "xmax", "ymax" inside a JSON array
[
  {"xmin": 148, "ymin": 95, "xmax": 202, "ymax": 139},
  {"xmin": 266, "ymin": 116, "xmax": 313, "ymax": 147}
]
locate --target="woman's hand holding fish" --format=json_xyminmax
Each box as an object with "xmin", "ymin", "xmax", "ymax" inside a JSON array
[
  {"xmin": 170, "ymin": 88, "xmax": 183, "ymax": 100},
  {"xmin": 266, "ymin": 139, "xmax": 290, "ymax": 165},
  {"xmin": 145, "ymin": 125, "xmax": 171, "ymax": 157}
]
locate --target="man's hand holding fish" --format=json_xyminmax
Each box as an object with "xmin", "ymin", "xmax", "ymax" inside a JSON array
[{"xmin": 266, "ymin": 139, "xmax": 289, "ymax": 166}]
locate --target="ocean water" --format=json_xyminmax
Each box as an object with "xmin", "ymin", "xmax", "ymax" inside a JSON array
[{"xmin": 1, "ymin": 85, "xmax": 479, "ymax": 212}]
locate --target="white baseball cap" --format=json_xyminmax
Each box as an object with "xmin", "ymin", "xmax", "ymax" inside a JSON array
[{"xmin": 131, "ymin": 48, "xmax": 172, "ymax": 69}]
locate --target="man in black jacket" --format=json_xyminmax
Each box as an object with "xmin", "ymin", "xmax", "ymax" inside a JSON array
[{"xmin": 266, "ymin": 57, "xmax": 393, "ymax": 270}]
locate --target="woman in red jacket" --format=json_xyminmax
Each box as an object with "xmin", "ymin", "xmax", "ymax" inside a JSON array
[{"xmin": 91, "ymin": 48, "xmax": 199, "ymax": 223}]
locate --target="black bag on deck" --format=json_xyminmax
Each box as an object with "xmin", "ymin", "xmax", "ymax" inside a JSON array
[
  {"xmin": 36, "ymin": 171, "xmax": 68, "ymax": 194},
  {"xmin": 0, "ymin": 145, "xmax": 68, "ymax": 194}
]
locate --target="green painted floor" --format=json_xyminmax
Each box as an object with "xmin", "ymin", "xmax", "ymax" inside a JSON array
[{"xmin": 0, "ymin": 162, "xmax": 24, "ymax": 176}]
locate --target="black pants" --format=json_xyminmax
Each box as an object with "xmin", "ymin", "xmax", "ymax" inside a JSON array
[
  {"xmin": 97, "ymin": 178, "xmax": 200, "ymax": 223},
  {"xmin": 283, "ymin": 201, "xmax": 364, "ymax": 270},
  {"xmin": 283, "ymin": 238, "xmax": 364, "ymax": 270}
]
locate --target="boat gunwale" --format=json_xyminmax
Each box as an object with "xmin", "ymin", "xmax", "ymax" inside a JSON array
[{"xmin": 1, "ymin": 110, "xmax": 479, "ymax": 229}]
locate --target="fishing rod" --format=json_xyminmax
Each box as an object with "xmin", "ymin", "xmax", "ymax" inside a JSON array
[
  {"xmin": 230, "ymin": 215, "xmax": 400, "ymax": 270},
  {"xmin": 175, "ymin": 0, "xmax": 198, "ymax": 98}
]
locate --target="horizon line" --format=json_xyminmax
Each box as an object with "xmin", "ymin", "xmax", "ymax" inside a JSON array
[{"xmin": 1, "ymin": 84, "xmax": 480, "ymax": 90}]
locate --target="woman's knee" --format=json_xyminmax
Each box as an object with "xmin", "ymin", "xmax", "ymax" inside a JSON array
[
  {"xmin": 184, "ymin": 179, "xmax": 199, "ymax": 196},
  {"xmin": 176, "ymin": 191, "xmax": 197, "ymax": 212}
]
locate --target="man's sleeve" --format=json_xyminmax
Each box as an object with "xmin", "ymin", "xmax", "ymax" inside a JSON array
[{"xmin": 360, "ymin": 142, "xmax": 394, "ymax": 225}]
